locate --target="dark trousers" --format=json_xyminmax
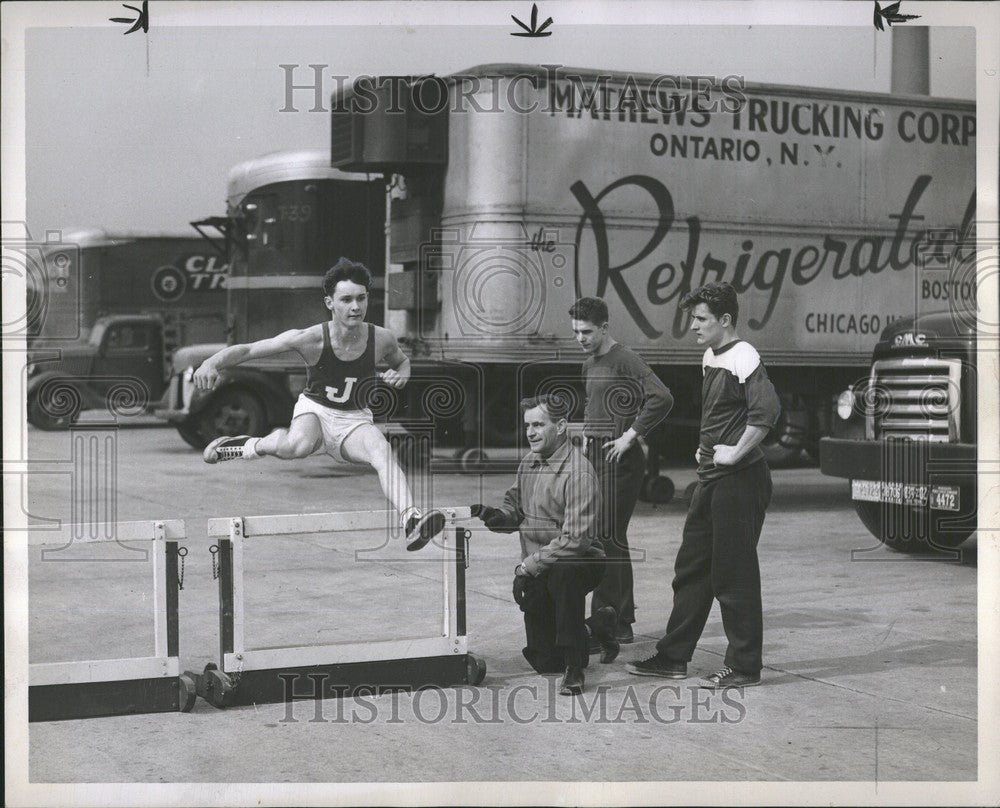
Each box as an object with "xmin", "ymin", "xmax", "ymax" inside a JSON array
[
  {"xmin": 656, "ymin": 460, "xmax": 772, "ymax": 674},
  {"xmin": 514, "ymin": 557, "xmax": 605, "ymax": 673},
  {"xmin": 586, "ymin": 440, "xmax": 644, "ymax": 627}
]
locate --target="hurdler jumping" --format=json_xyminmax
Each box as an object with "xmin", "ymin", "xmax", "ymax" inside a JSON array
[{"xmin": 194, "ymin": 257, "xmax": 445, "ymax": 551}]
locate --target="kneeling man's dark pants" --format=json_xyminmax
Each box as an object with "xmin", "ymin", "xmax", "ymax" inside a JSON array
[{"xmin": 514, "ymin": 557, "xmax": 605, "ymax": 673}]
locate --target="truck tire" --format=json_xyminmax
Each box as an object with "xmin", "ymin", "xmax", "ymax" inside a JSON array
[
  {"xmin": 194, "ymin": 388, "xmax": 268, "ymax": 444},
  {"xmin": 640, "ymin": 474, "xmax": 675, "ymax": 504},
  {"xmin": 760, "ymin": 395, "xmax": 810, "ymax": 467},
  {"xmin": 853, "ymin": 499, "xmax": 974, "ymax": 552},
  {"xmin": 27, "ymin": 383, "xmax": 83, "ymax": 430},
  {"xmin": 176, "ymin": 421, "xmax": 209, "ymax": 451},
  {"xmin": 460, "ymin": 447, "xmax": 488, "ymax": 472}
]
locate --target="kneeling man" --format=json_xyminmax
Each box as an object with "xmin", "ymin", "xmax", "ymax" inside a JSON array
[{"xmin": 472, "ymin": 394, "xmax": 617, "ymax": 696}]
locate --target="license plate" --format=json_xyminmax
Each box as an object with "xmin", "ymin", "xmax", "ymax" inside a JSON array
[
  {"xmin": 929, "ymin": 485, "xmax": 961, "ymax": 512},
  {"xmin": 851, "ymin": 480, "xmax": 960, "ymax": 512}
]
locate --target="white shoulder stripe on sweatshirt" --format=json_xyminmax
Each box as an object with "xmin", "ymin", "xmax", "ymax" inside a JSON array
[{"xmin": 702, "ymin": 342, "xmax": 761, "ymax": 384}]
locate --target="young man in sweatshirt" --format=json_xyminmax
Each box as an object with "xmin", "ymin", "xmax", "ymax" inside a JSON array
[
  {"xmin": 569, "ymin": 296, "xmax": 674, "ymax": 649},
  {"xmin": 627, "ymin": 282, "xmax": 780, "ymax": 688}
]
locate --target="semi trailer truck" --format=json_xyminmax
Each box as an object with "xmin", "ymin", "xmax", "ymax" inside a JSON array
[{"xmin": 156, "ymin": 64, "xmax": 975, "ymax": 475}]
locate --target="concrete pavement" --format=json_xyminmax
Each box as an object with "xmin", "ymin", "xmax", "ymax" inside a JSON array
[{"xmin": 22, "ymin": 424, "xmax": 979, "ymax": 783}]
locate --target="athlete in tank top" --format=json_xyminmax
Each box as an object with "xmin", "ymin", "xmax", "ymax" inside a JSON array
[
  {"xmin": 303, "ymin": 322, "xmax": 377, "ymax": 411},
  {"xmin": 193, "ymin": 257, "xmax": 446, "ymax": 552}
]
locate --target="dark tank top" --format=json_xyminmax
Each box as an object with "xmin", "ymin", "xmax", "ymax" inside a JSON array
[{"xmin": 302, "ymin": 323, "xmax": 377, "ymax": 411}]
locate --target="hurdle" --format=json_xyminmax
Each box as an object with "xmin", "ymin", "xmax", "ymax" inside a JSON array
[
  {"xmin": 28, "ymin": 520, "xmax": 197, "ymax": 721},
  {"xmin": 193, "ymin": 506, "xmax": 485, "ymax": 708}
]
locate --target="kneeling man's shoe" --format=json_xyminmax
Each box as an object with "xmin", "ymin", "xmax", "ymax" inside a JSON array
[
  {"xmin": 558, "ymin": 666, "xmax": 585, "ymax": 696},
  {"xmin": 698, "ymin": 666, "xmax": 761, "ymax": 689}
]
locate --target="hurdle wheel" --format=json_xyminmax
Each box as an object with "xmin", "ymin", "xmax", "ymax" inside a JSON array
[
  {"xmin": 178, "ymin": 672, "xmax": 198, "ymax": 712},
  {"xmin": 466, "ymin": 653, "xmax": 487, "ymax": 685},
  {"xmin": 193, "ymin": 662, "xmax": 236, "ymax": 709}
]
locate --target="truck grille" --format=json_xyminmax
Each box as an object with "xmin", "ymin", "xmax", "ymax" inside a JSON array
[{"xmin": 867, "ymin": 357, "xmax": 961, "ymax": 442}]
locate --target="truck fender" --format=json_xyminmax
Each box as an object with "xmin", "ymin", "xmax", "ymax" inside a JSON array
[{"xmin": 190, "ymin": 368, "xmax": 295, "ymax": 427}]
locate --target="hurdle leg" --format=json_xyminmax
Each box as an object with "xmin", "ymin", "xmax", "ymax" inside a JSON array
[
  {"xmin": 200, "ymin": 536, "xmax": 238, "ymax": 708},
  {"xmin": 196, "ymin": 507, "xmax": 480, "ymax": 708},
  {"xmin": 29, "ymin": 520, "xmax": 191, "ymax": 721},
  {"xmin": 454, "ymin": 523, "xmax": 486, "ymax": 685},
  {"xmin": 166, "ymin": 541, "xmax": 198, "ymax": 712},
  {"xmin": 456, "ymin": 526, "xmax": 468, "ymax": 638}
]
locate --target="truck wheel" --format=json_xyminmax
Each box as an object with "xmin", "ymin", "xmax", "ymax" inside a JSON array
[
  {"xmin": 853, "ymin": 499, "xmax": 974, "ymax": 552},
  {"xmin": 460, "ymin": 448, "xmax": 488, "ymax": 472},
  {"xmin": 195, "ymin": 388, "xmax": 268, "ymax": 443},
  {"xmin": 176, "ymin": 421, "xmax": 209, "ymax": 451},
  {"xmin": 640, "ymin": 474, "xmax": 675, "ymax": 504},
  {"xmin": 760, "ymin": 395, "xmax": 810, "ymax": 467},
  {"xmin": 27, "ymin": 384, "xmax": 83, "ymax": 430}
]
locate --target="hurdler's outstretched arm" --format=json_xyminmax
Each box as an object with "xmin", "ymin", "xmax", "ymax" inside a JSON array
[{"xmin": 193, "ymin": 328, "xmax": 311, "ymax": 390}]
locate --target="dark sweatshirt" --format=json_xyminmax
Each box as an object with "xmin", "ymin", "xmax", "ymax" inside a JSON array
[
  {"xmin": 582, "ymin": 343, "xmax": 673, "ymax": 439},
  {"xmin": 696, "ymin": 340, "xmax": 781, "ymax": 481}
]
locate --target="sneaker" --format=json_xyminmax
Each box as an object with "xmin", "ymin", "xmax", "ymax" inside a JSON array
[
  {"xmin": 698, "ymin": 666, "xmax": 761, "ymax": 689},
  {"xmin": 405, "ymin": 509, "xmax": 446, "ymax": 551},
  {"xmin": 558, "ymin": 665, "xmax": 585, "ymax": 696},
  {"xmin": 203, "ymin": 435, "xmax": 254, "ymax": 464},
  {"xmin": 616, "ymin": 624, "xmax": 635, "ymax": 644},
  {"xmin": 586, "ymin": 606, "xmax": 620, "ymax": 664},
  {"xmin": 625, "ymin": 652, "xmax": 687, "ymax": 679}
]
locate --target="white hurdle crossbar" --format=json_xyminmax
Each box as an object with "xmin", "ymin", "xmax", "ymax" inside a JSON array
[{"xmin": 206, "ymin": 507, "xmax": 473, "ymax": 678}]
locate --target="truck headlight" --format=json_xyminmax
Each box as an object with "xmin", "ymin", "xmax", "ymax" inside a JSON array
[
  {"xmin": 181, "ymin": 366, "xmax": 196, "ymax": 408},
  {"xmin": 836, "ymin": 388, "xmax": 855, "ymax": 420}
]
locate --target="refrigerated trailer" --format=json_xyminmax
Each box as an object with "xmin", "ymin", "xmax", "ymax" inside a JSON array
[{"xmin": 157, "ymin": 65, "xmax": 975, "ymax": 471}]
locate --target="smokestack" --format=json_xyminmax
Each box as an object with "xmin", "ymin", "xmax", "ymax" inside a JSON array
[{"xmin": 891, "ymin": 27, "xmax": 930, "ymax": 95}]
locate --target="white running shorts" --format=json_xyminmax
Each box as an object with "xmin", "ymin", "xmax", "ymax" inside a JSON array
[{"xmin": 291, "ymin": 394, "xmax": 375, "ymax": 462}]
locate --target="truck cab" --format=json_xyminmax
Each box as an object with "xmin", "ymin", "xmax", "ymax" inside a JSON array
[
  {"xmin": 819, "ymin": 307, "xmax": 977, "ymax": 550},
  {"xmin": 153, "ymin": 149, "xmax": 386, "ymax": 448},
  {"xmin": 27, "ymin": 315, "xmax": 168, "ymax": 429},
  {"xmin": 23, "ymin": 227, "xmax": 231, "ymax": 429}
]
